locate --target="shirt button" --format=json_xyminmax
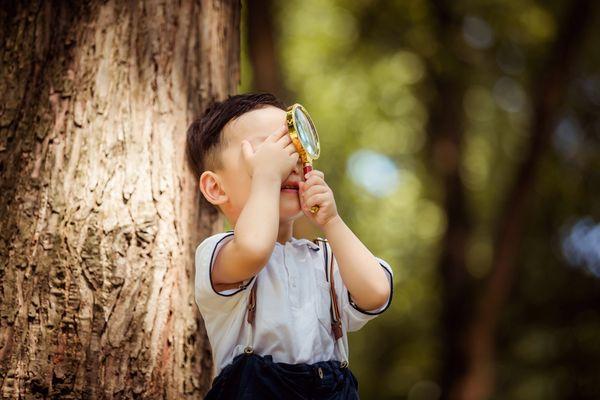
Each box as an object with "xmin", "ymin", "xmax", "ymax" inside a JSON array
[{"xmin": 318, "ymin": 367, "xmax": 323, "ymax": 379}]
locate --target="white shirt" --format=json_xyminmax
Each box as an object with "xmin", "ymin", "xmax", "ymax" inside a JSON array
[{"xmin": 194, "ymin": 231, "xmax": 394, "ymax": 378}]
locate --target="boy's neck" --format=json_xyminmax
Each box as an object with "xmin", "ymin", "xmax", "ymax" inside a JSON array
[
  {"xmin": 276, "ymin": 221, "xmax": 294, "ymax": 244},
  {"xmin": 227, "ymin": 220, "xmax": 295, "ymax": 245}
]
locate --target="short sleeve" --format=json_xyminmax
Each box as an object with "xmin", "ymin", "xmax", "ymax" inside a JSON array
[
  {"xmin": 194, "ymin": 231, "xmax": 256, "ymax": 317},
  {"xmin": 336, "ymin": 252, "xmax": 394, "ymax": 333}
]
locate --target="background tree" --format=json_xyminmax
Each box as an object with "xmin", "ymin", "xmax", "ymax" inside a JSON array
[
  {"xmin": 0, "ymin": 1, "xmax": 239, "ymax": 398},
  {"xmin": 246, "ymin": 0, "xmax": 286, "ymax": 100}
]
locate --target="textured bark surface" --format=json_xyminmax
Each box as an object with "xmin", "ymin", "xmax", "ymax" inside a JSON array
[{"xmin": 0, "ymin": 1, "xmax": 239, "ymax": 398}]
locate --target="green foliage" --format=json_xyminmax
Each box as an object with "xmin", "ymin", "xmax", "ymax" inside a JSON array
[{"xmin": 240, "ymin": 0, "xmax": 600, "ymax": 398}]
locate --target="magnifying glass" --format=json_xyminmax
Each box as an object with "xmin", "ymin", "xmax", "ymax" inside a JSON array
[{"xmin": 286, "ymin": 103, "xmax": 321, "ymax": 214}]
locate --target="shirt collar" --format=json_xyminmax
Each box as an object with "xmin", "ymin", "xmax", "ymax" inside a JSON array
[
  {"xmin": 225, "ymin": 230, "xmax": 321, "ymax": 251},
  {"xmin": 291, "ymin": 237, "xmax": 321, "ymax": 251}
]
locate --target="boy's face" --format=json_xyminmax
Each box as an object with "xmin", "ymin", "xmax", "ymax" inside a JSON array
[{"xmin": 209, "ymin": 106, "xmax": 304, "ymax": 224}]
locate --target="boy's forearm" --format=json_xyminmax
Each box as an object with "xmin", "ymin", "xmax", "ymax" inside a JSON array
[
  {"xmin": 322, "ymin": 216, "xmax": 390, "ymax": 311},
  {"xmin": 232, "ymin": 172, "xmax": 280, "ymax": 264}
]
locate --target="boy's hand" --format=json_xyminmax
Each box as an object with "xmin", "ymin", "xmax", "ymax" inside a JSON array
[
  {"xmin": 241, "ymin": 124, "xmax": 299, "ymax": 182},
  {"xmin": 298, "ymin": 170, "xmax": 339, "ymax": 228}
]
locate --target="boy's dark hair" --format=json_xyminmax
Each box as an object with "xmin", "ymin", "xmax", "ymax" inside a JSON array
[{"xmin": 186, "ymin": 92, "xmax": 286, "ymax": 183}]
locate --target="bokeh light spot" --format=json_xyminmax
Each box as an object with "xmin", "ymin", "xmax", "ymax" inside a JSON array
[
  {"xmin": 347, "ymin": 149, "xmax": 401, "ymax": 197},
  {"xmin": 492, "ymin": 77, "xmax": 526, "ymax": 113},
  {"xmin": 462, "ymin": 16, "xmax": 494, "ymax": 49},
  {"xmin": 553, "ymin": 116, "xmax": 583, "ymax": 160},
  {"xmin": 561, "ymin": 217, "xmax": 600, "ymax": 278}
]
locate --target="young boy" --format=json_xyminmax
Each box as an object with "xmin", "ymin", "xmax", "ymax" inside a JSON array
[{"xmin": 186, "ymin": 93, "xmax": 394, "ymax": 399}]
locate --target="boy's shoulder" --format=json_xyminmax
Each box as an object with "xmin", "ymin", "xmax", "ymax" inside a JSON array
[
  {"xmin": 196, "ymin": 230, "xmax": 234, "ymax": 254},
  {"xmin": 199, "ymin": 230, "xmax": 234, "ymax": 243}
]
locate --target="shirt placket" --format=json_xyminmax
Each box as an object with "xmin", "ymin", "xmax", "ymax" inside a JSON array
[{"xmin": 284, "ymin": 243, "xmax": 299, "ymax": 308}]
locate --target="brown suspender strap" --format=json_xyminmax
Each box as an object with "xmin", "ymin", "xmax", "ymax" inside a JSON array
[
  {"xmin": 327, "ymin": 242, "xmax": 343, "ymax": 340},
  {"xmin": 247, "ymin": 278, "xmax": 257, "ymax": 325},
  {"xmin": 314, "ymin": 238, "xmax": 343, "ymax": 340},
  {"xmin": 246, "ymin": 239, "xmax": 342, "ymax": 341}
]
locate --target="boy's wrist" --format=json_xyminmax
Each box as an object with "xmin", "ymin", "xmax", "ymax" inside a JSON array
[
  {"xmin": 252, "ymin": 171, "xmax": 281, "ymax": 186},
  {"xmin": 322, "ymin": 215, "xmax": 344, "ymax": 233}
]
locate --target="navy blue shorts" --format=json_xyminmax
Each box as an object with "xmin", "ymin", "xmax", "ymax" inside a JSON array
[{"xmin": 204, "ymin": 351, "xmax": 360, "ymax": 399}]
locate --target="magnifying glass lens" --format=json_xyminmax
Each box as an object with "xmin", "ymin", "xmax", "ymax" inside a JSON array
[
  {"xmin": 285, "ymin": 103, "xmax": 321, "ymax": 214},
  {"xmin": 294, "ymin": 107, "xmax": 319, "ymax": 159}
]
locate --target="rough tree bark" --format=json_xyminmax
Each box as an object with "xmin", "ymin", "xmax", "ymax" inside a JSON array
[{"xmin": 0, "ymin": 1, "xmax": 239, "ymax": 399}]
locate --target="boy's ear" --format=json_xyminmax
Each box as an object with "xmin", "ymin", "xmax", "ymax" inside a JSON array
[{"xmin": 199, "ymin": 171, "xmax": 228, "ymax": 206}]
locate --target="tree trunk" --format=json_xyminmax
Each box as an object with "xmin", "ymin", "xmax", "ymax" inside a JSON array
[
  {"xmin": 0, "ymin": 1, "xmax": 239, "ymax": 399},
  {"xmin": 423, "ymin": 1, "xmax": 473, "ymax": 397},
  {"xmin": 246, "ymin": 0, "xmax": 288, "ymax": 100}
]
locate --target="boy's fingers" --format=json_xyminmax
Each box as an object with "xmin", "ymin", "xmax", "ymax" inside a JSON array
[
  {"xmin": 305, "ymin": 169, "xmax": 324, "ymax": 179},
  {"xmin": 278, "ymin": 133, "xmax": 292, "ymax": 147},
  {"xmin": 306, "ymin": 193, "xmax": 328, "ymax": 208},
  {"xmin": 285, "ymin": 142, "xmax": 297, "ymax": 155},
  {"xmin": 302, "ymin": 185, "xmax": 327, "ymax": 198},
  {"xmin": 304, "ymin": 175, "xmax": 325, "ymax": 186},
  {"xmin": 298, "ymin": 181, "xmax": 307, "ymax": 195},
  {"xmin": 266, "ymin": 124, "xmax": 288, "ymax": 142}
]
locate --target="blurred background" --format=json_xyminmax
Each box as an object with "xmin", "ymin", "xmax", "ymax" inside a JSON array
[{"xmin": 237, "ymin": 0, "xmax": 600, "ymax": 398}]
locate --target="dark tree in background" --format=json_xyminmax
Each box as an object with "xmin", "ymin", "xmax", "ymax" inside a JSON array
[
  {"xmin": 0, "ymin": 1, "xmax": 239, "ymax": 398},
  {"xmin": 246, "ymin": 0, "xmax": 287, "ymax": 100}
]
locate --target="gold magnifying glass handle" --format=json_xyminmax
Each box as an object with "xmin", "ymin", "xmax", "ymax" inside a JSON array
[{"xmin": 303, "ymin": 163, "xmax": 319, "ymax": 214}]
